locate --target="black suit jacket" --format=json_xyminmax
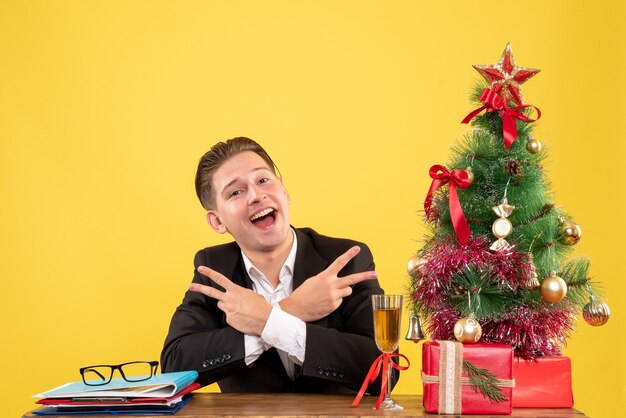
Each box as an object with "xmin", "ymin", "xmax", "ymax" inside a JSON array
[{"xmin": 161, "ymin": 227, "xmax": 396, "ymax": 393}]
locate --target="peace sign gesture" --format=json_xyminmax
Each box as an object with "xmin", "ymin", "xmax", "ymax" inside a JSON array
[{"xmin": 279, "ymin": 245, "xmax": 378, "ymax": 322}]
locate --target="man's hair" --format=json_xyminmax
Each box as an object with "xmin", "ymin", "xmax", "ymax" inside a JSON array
[{"xmin": 195, "ymin": 137, "xmax": 278, "ymax": 210}]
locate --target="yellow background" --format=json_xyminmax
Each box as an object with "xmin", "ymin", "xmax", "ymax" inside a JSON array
[{"xmin": 2, "ymin": 1, "xmax": 624, "ymax": 416}]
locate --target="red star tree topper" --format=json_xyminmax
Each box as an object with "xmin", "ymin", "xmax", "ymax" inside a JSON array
[{"xmin": 473, "ymin": 43, "xmax": 540, "ymax": 105}]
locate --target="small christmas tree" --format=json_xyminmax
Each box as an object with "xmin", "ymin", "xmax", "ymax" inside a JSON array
[{"xmin": 407, "ymin": 44, "xmax": 610, "ymax": 359}]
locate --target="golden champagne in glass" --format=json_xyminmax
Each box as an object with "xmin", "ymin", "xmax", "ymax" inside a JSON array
[
  {"xmin": 371, "ymin": 294, "xmax": 403, "ymax": 410},
  {"xmin": 373, "ymin": 308, "xmax": 402, "ymax": 352}
]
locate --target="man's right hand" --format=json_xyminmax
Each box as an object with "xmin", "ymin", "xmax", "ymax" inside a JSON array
[
  {"xmin": 190, "ymin": 266, "xmax": 272, "ymax": 336},
  {"xmin": 279, "ymin": 246, "xmax": 378, "ymax": 322}
]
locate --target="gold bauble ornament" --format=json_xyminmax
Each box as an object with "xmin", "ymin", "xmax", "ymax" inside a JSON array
[
  {"xmin": 454, "ymin": 314, "xmax": 482, "ymax": 343},
  {"xmin": 465, "ymin": 167, "xmax": 475, "ymax": 185},
  {"xmin": 526, "ymin": 138, "xmax": 542, "ymax": 154},
  {"xmin": 560, "ymin": 220, "xmax": 582, "ymax": 245},
  {"xmin": 540, "ymin": 272, "xmax": 567, "ymax": 302},
  {"xmin": 583, "ymin": 298, "xmax": 610, "ymax": 326},
  {"xmin": 407, "ymin": 254, "xmax": 428, "ymax": 275}
]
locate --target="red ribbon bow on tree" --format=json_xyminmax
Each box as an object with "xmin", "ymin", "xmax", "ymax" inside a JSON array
[
  {"xmin": 424, "ymin": 165, "xmax": 471, "ymax": 245},
  {"xmin": 352, "ymin": 353, "xmax": 410, "ymax": 410},
  {"xmin": 461, "ymin": 87, "xmax": 541, "ymax": 149}
]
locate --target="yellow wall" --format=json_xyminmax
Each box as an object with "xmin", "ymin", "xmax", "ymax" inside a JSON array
[{"xmin": 2, "ymin": 1, "xmax": 624, "ymax": 416}]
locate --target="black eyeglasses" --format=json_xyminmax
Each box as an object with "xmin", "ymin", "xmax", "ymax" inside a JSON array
[{"xmin": 80, "ymin": 361, "xmax": 159, "ymax": 386}]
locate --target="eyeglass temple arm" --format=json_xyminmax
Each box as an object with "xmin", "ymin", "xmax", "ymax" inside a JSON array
[{"xmin": 83, "ymin": 368, "xmax": 108, "ymax": 381}]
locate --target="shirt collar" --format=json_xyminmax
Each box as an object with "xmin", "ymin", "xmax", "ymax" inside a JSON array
[{"xmin": 241, "ymin": 228, "xmax": 298, "ymax": 283}]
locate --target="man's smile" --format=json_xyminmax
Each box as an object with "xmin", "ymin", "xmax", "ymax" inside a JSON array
[{"xmin": 249, "ymin": 207, "xmax": 277, "ymax": 228}]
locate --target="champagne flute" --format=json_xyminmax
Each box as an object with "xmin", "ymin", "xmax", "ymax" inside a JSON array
[{"xmin": 371, "ymin": 294, "xmax": 403, "ymax": 410}]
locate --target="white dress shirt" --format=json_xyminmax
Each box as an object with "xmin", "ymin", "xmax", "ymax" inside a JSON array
[{"xmin": 241, "ymin": 229, "xmax": 306, "ymax": 380}]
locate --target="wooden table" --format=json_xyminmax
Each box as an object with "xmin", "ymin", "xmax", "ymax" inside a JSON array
[{"xmin": 23, "ymin": 393, "xmax": 589, "ymax": 417}]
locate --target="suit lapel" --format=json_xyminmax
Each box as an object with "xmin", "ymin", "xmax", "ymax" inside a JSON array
[
  {"xmin": 211, "ymin": 243, "xmax": 254, "ymax": 290},
  {"xmin": 233, "ymin": 251, "xmax": 255, "ymax": 290},
  {"xmin": 292, "ymin": 228, "xmax": 328, "ymax": 290},
  {"xmin": 291, "ymin": 229, "xmax": 333, "ymax": 329}
]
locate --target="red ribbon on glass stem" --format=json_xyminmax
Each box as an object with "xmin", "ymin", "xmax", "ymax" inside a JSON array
[
  {"xmin": 461, "ymin": 87, "xmax": 541, "ymax": 149},
  {"xmin": 424, "ymin": 165, "xmax": 471, "ymax": 245},
  {"xmin": 352, "ymin": 353, "xmax": 410, "ymax": 410}
]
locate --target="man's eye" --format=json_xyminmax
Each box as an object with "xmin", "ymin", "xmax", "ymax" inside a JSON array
[{"xmin": 229, "ymin": 190, "xmax": 242, "ymax": 197}]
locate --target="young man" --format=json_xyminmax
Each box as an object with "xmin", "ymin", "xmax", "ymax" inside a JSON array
[{"xmin": 161, "ymin": 137, "xmax": 395, "ymax": 393}]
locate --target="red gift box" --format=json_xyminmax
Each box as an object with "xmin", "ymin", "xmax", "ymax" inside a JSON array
[
  {"xmin": 422, "ymin": 341, "xmax": 514, "ymax": 415},
  {"xmin": 512, "ymin": 356, "xmax": 574, "ymax": 408}
]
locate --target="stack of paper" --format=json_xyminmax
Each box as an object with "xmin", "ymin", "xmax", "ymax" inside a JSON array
[{"xmin": 31, "ymin": 371, "xmax": 199, "ymax": 415}]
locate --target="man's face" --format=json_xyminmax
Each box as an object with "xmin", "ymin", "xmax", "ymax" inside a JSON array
[{"xmin": 207, "ymin": 151, "xmax": 291, "ymax": 254}]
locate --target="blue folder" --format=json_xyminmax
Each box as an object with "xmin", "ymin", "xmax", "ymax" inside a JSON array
[{"xmin": 34, "ymin": 371, "xmax": 198, "ymax": 399}]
